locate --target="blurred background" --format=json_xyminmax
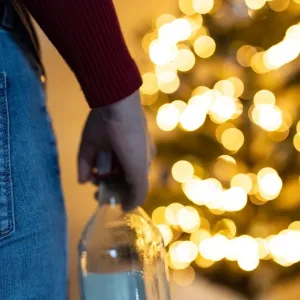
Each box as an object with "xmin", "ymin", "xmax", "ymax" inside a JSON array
[{"xmin": 35, "ymin": 0, "xmax": 300, "ymax": 299}]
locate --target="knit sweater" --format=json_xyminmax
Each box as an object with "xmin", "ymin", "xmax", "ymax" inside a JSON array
[{"xmin": 22, "ymin": 0, "xmax": 142, "ymax": 108}]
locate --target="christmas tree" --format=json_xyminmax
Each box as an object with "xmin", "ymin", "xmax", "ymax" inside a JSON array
[{"xmin": 139, "ymin": 0, "xmax": 300, "ymax": 297}]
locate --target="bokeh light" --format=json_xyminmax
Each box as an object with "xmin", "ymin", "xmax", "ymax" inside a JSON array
[
  {"xmin": 194, "ymin": 36, "xmax": 216, "ymax": 58},
  {"xmin": 221, "ymin": 187, "xmax": 248, "ymax": 212},
  {"xmin": 221, "ymin": 128, "xmax": 245, "ymax": 151},
  {"xmin": 172, "ymin": 266, "xmax": 196, "ymax": 286},
  {"xmin": 193, "ymin": 0, "xmax": 214, "ymax": 14},
  {"xmin": 231, "ymin": 174, "xmax": 253, "ymax": 194},
  {"xmin": 149, "ymin": 39, "xmax": 178, "ymax": 65},
  {"xmin": 175, "ymin": 49, "xmax": 196, "ymax": 72},
  {"xmin": 199, "ymin": 234, "xmax": 229, "ymax": 261},
  {"xmin": 152, "ymin": 206, "xmax": 167, "ymax": 225},
  {"xmin": 140, "ymin": 73, "xmax": 159, "ymax": 95},
  {"xmin": 177, "ymin": 206, "xmax": 201, "ymax": 233},
  {"xmin": 157, "ymin": 224, "xmax": 173, "ymax": 246},
  {"xmin": 245, "ymin": 0, "xmax": 267, "ymax": 10},
  {"xmin": 257, "ymin": 168, "xmax": 283, "ymax": 200},
  {"xmin": 156, "ymin": 103, "xmax": 180, "ymax": 131},
  {"xmin": 172, "ymin": 160, "xmax": 194, "ymax": 183},
  {"xmin": 165, "ymin": 203, "xmax": 184, "ymax": 226}
]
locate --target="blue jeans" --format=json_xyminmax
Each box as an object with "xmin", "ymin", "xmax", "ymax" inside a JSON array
[{"xmin": 0, "ymin": 17, "xmax": 68, "ymax": 300}]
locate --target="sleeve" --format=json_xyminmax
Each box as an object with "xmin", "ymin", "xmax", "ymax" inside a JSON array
[{"xmin": 21, "ymin": 0, "xmax": 142, "ymax": 108}]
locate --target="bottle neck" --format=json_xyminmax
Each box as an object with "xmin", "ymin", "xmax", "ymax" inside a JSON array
[{"xmin": 98, "ymin": 180, "xmax": 129, "ymax": 206}]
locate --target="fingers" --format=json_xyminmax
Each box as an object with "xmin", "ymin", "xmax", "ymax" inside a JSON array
[{"xmin": 78, "ymin": 142, "xmax": 97, "ymax": 183}]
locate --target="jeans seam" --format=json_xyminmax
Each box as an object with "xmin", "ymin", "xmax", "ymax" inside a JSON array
[{"xmin": 0, "ymin": 71, "xmax": 15, "ymax": 239}]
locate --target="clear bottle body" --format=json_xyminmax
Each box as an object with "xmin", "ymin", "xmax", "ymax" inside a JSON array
[{"xmin": 79, "ymin": 182, "xmax": 171, "ymax": 300}]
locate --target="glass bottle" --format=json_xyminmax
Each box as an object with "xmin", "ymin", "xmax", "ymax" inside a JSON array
[{"xmin": 78, "ymin": 178, "xmax": 171, "ymax": 300}]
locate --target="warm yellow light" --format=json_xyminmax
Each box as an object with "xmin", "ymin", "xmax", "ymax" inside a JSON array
[
  {"xmin": 256, "ymin": 238, "xmax": 270, "ymax": 259},
  {"xmin": 221, "ymin": 187, "xmax": 248, "ymax": 212},
  {"xmin": 238, "ymin": 255, "xmax": 260, "ymax": 271},
  {"xmin": 179, "ymin": 0, "xmax": 196, "ymax": 15},
  {"xmin": 165, "ymin": 203, "xmax": 184, "ymax": 226},
  {"xmin": 175, "ymin": 49, "xmax": 196, "ymax": 72},
  {"xmin": 268, "ymin": 230, "xmax": 300, "ymax": 265},
  {"xmin": 221, "ymin": 128, "xmax": 244, "ymax": 151},
  {"xmin": 194, "ymin": 36, "xmax": 216, "ymax": 58},
  {"xmin": 210, "ymin": 95, "xmax": 236, "ymax": 123},
  {"xmin": 294, "ymin": 0, "xmax": 300, "ymax": 4},
  {"xmin": 257, "ymin": 168, "xmax": 282, "ymax": 200},
  {"xmin": 252, "ymin": 105, "xmax": 283, "ymax": 132},
  {"xmin": 226, "ymin": 235, "xmax": 259, "ymax": 262},
  {"xmin": 172, "ymin": 100, "xmax": 188, "ymax": 113},
  {"xmin": 183, "ymin": 178, "xmax": 222, "ymax": 206},
  {"xmin": 193, "ymin": 0, "xmax": 214, "ymax": 14},
  {"xmin": 231, "ymin": 174, "xmax": 253, "ymax": 194},
  {"xmin": 215, "ymin": 123, "xmax": 235, "ymax": 143},
  {"xmin": 140, "ymin": 73, "xmax": 159, "ymax": 95},
  {"xmin": 172, "ymin": 160, "xmax": 194, "ymax": 183},
  {"xmin": 142, "ymin": 32, "xmax": 157, "ymax": 54},
  {"xmin": 158, "ymin": 18, "xmax": 192, "ymax": 45},
  {"xmin": 214, "ymin": 80, "xmax": 235, "ymax": 97},
  {"xmin": 199, "ymin": 235, "xmax": 229, "ymax": 261},
  {"xmin": 251, "ymin": 52, "xmax": 269, "ymax": 74},
  {"xmin": 176, "ymin": 241, "xmax": 198, "ymax": 263},
  {"xmin": 172, "ymin": 266, "xmax": 196, "ymax": 286},
  {"xmin": 195, "ymin": 254, "xmax": 215, "ymax": 268},
  {"xmin": 156, "ymin": 103, "xmax": 180, "ymax": 131},
  {"xmin": 288, "ymin": 221, "xmax": 300, "ymax": 231},
  {"xmin": 190, "ymin": 229, "xmax": 211, "ymax": 246},
  {"xmin": 237, "ymin": 45, "xmax": 257, "ymax": 67},
  {"xmin": 157, "ymin": 224, "xmax": 173, "ymax": 246},
  {"xmin": 228, "ymin": 77, "xmax": 245, "ymax": 98},
  {"xmin": 169, "ymin": 242, "xmax": 190, "ymax": 269},
  {"xmin": 149, "ymin": 39, "xmax": 178, "ymax": 65},
  {"xmin": 189, "ymin": 92, "xmax": 214, "ymax": 113},
  {"xmin": 152, "ymin": 206, "xmax": 167, "ymax": 225},
  {"xmin": 268, "ymin": 0, "xmax": 289, "ymax": 12},
  {"xmin": 180, "ymin": 104, "xmax": 207, "ymax": 131},
  {"xmin": 192, "ymin": 86, "xmax": 210, "ymax": 96},
  {"xmin": 156, "ymin": 14, "xmax": 176, "ymax": 29},
  {"xmin": 155, "ymin": 63, "xmax": 177, "ymax": 83},
  {"xmin": 177, "ymin": 206, "xmax": 201, "ymax": 233},
  {"xmin": 158, "ymin": 76, "xmax": 180, "ymax": 94},
  {"xmin": 293, "ymin": 133, "xmax": 300, "ymax": 151},
  {"xmin": 245, "ymin": 0, "xmax": 267, "ymax": 10},
  {"xmin": 254, "ymin": 90, "xmax": 276, "ymax": 106}
]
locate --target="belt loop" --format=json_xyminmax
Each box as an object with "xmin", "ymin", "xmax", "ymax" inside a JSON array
[{"xmin": 1, "ymin": 2, "xmax": 14, "ymax": 29}]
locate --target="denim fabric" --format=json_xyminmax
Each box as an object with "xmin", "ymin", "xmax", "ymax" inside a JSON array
[{"xmin": 0, "ymin": 27, "xmax": 67, "ymax": 299}]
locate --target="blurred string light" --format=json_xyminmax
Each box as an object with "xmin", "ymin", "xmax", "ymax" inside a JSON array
[
  {"xmin": 152, "ymin": 204, "xmax": 300, "ymax": 270},
  {"xmin": 193, "ymin": 0, "xmax": 215, "ymax": 14},
  {"xmin": 177, "ymin": 206, "xmax": 201, "ymax": 233},
  {"xmin": 172, "ymin": 266, "xmax": 196, "ymax": 286},
  {"xmin": 257, "ymin": 167, "xmax": 283, "ymax": 200},
  {"xmin": 172, "ymin": 160, "xmax": 194, "ymax": 183},
  {"xmin": 156, "ymin": 103, "xmax": 180, "ymax": 131},
  {"xmin": 251, "ymin": 90, "xmax": 283, "ymax": 132},
  {"xmin": 237, "ymin": 45, "xmax": 257, "ymax": 67},
  {"xmin": 146, "ymin": 0, "xmax": 300, "ymax": 278},
  {"xmin": 194, "ymin": 36, "xmax": 216, "ymax": 58},
  {"xmin": 251, "ymin": 23, "xmax": 300, "ymax": 73},
  {"xmin": 245, "ymin": 0, "xmax": 267, "ymax": 10}
]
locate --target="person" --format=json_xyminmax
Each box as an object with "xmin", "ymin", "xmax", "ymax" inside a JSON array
[{"xmin": 0, "ymin": 0, "xmax": 151, "ymax": 298}]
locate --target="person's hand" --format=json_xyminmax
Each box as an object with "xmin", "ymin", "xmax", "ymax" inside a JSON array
[{"xmin": 78, "ymin": 91, "xmax": 153, "ymax": 210}]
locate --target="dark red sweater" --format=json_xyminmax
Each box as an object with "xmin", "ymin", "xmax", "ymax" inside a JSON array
[{"xmin": 22, "ymin": 0, "xmax": 142, "ymax": 108}]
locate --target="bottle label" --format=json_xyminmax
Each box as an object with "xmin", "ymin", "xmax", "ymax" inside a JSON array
[{"xmin": 82, "ymin": 271, "xmax": 146, "ymax": 300}]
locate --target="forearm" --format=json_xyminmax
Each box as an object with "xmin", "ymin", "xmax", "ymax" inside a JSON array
[{"xmin": 22, "ymin": 0, "xmax": 142, "ymax": 108}]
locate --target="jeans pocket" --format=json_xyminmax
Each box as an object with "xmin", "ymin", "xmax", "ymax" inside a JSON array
[{"xmin": 0, "ymin": 72, "xmax": 15, "ymax": 240}]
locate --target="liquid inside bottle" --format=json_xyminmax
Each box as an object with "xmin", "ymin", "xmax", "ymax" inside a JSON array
[{"xmin": 78, "ymin": 180, "xmax": 171, "ymax": 300}]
